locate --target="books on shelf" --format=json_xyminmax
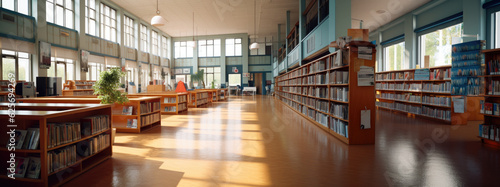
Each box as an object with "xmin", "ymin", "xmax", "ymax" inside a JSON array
[
  {"xmin": 141, "ymin": 113, "xmax": 160, "ymax": 126},
  {"xmin": 479, "ymin": 124, "xmax": 500, "ymax": 141},
  {"xmin": 451, "ymin": 40, "xmax": 485, "ymax": 96},
  {"xmin": 164, "ymin": 97, "xmax": 176, "ymax": 103},
  {"xmin": 164, "ymin": 106, "xmax": 177, "ymax": 112},
  {"xmin": 47, "ymin": 123, "xmax": 81, "ymax": 148},
  {"xmin": 330, "ymin": 87, "xmax": 348, "ymax": 102},
  {"xmin": 26, "ymin": 157, "xmax": 41, "ymax": 179},
  {"xmin": 330, "ymin": 117, "xmax": 348, "ymax": 138},
  {"xmin": 81, "ymin": 115, "xmax": 110, "ymax": 136},
  {"xmin": 7, "ymin": 130, "xmax": 27, "ymax": 150},
  {"xmin": 315, "ymin": 113, "xmax": 328, "ymax": 128},
  {"xmin": 126, "ymin": 119, "xmax": 138, "ymax": 128},
  {"xmin": 415, "ymin": 69, "xmax": 430, "ymax": 80},
  {"xmin": 12, "ymin": 157, "xmax": 30, "ymax": 178},
  {"xmin": 140, "ymin": 102, "xmax": 160, "ymax": 114},
  {"xmin": 122, "ymin": 106, "xmax": 133, "ymax": 115},
  {"xmin": 330, "ymin": 103, "xmax": 348, "ymax": 120},
  {"xmin": 422, "ymin": 82, "xmax": 451, "ymax": 93},
  {"xmin": 48, "ymin": 145, "xmax": 77, "ymax": 173},
  {"xmin": 75, "ymin": 134, "xmax": 110, "ymax": 158},
  {"xmin": 480, "ymin": 101, "xmax": 500, "ymax": 116},
  {"xmin": 330, "ymin": 71, "xmax": 349, "ymax": 84}
]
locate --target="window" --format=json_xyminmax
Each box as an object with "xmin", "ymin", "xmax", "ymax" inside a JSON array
[
  {"xmin": 100, "ymin": 3, "xmax": 117, "ymax": 42},
  {"xmin": 198, "ymin": 67, "xmax": 221, "ymax": 88},
  {"xmin": 85, "ymin": 0, "xmax": 97, "ymax": 36},
  {"xmin": 140, "ymin": 24, "xmax": 149, "ymax": 53},
  {"xmin": 1, "ymin": 0, "xmax": 30, "ymax": 15},
  {"xmin": 1, "ymin": 50, "xmax": 30, "ymax": 82},
  {"xmin": 152, "ymin": 31, "xmax": 159, "ymax": 56},
  {"xmin": 124, "ymin": 15, "xmax": 135, "ymax": 48},
  {"xmin": 419, "ymin": 23, "xmax": 463, "ymax": 67},
  {"xmin": 198, "ymin": 39, "xmax": 221, "ymax": 57},
  {"xmin": 228, "ymin": 74, "xmax": 241, "ymax": 86},
  {"xmin": 226, "ymin": 38, "xmax": 242, "ymax": 56},
  {"xmin": 162, "ymin": 36, "xmax": 168, "ymax": 58},
  {"xmin": 383, "ymin": 42, "xmax": 406, "ymax": 71},
  {"xmin": 47, "ymin": 58, "xmax": 74, "ymax": 84},
  {"xmin": 46, "ymin": 0, "xmax": 74, "ymax": 29},
  {"xmin": 175, "ymin": 75, "xmax": 191, "ymax": 89},
  {"xmin": 174, "ymin": 41, "xmax": 194, "ymax": 58},
  {"xmin": 86, "ymin": 62, "xmax": 104, "ymax": 81}
]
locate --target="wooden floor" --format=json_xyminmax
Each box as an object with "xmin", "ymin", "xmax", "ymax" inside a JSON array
[{"xmin": 64, "ymin": 95, "xmax": 500, "ymax": 186}]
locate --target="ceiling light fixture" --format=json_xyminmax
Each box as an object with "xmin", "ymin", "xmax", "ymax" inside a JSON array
[
  {"xmin": 250, "ymin": 0, "xmax": 259, "ymax": 50},
  {"xmin": 151, "ymin": 0, "xmax": 167, "ymax": 26}
]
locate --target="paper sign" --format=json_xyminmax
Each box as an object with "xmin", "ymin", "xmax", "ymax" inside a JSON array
[
  {"xmin": 361, "ymin": 110, "xmax": 371, "ymax": 129},
  {"xmin": 358, "ymin": 46, "xmax": 372, "ymax": 60},
  {"xmin": 357, "ymin": 66, "xmax": 375, "ymax": 86},
  {"xmin": 453, "ymin": 97, "xmax": 465, "ymax": 113}
]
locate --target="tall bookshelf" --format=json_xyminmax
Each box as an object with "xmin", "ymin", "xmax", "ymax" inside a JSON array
[
  {"xmin": 274, "ymin": 41, "xmax": 376, "ymax": 145},
  {"xmin": 188, "ymin": 90, "xmax": 209, "ymax": 108},
  {"xmin": 478, "ymin": 48, "xmax": 500, "ymax": 146},
  {"xmin": 0, "ymin": 103, "xmax": 112, "ymax": 187},
  {"xmin": 375, "ymin": 66, "xmax": 456, "ymax": 123}
]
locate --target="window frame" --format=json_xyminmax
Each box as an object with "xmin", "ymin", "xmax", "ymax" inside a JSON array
[
  {"xmin": 124, "ymin": 15, "xmax": 135, "ymax": 48},
  {"xmin": 174, "ymin": 41, "xmax": 194, "ymax": 58},
  {"xmin": 100, "ymin": 3, "xmax": 117, "ymax": 42},
  {"xmin": 46, "ymin": 0, "xmax": 74, "ymax": 29},
  {"xmin": 225, "ymin": 38, "xmax": 242, "ymax": 57},
  {"xmin": 1, "ymin": 0, "xmax": 31, "ymax": 16},
  {"xmin": 140, "ymin": 24, "xmax": 149, "ymax": 53},
  {"xmin": 417, "ymin": 22, "xmax": 463, "ymax": 68},
  {"xmin": 1, "ymin": 50, "xmax": 31, "ymax": 82},
  {"xmin": 152, "ymin": 31, "xmax": 159, "ymax": 56},
  {"xmin": 161, "ymin": 36, "xmax": 168, "ymax": 58},
  {"xmin": 85, "ymin": 0, "xmax": 98, "ymax": 36},
  {"xmin": 198, "ymin": 39, "xmax": 221, "ymax": 57},
  {"xmin": 382, "ymin": 41, "xmax": 406, "ymax": 72}
]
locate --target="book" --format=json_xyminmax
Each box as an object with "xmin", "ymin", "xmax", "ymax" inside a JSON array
[
  {"xmin": 14, "ymin": 157, "xmax": 30, "ymax": 178},
  {"xmin": 21, "ymin": 130, "xmax": 34, "ymax": 150},
  {"xmin": 122, "ymin": 106, "xmax": 133, "ymax": 115},
  {"xmin": 26, "ymin": 128, "xmax": 40, "ymax": 150},
  {"xmin": 25, "ymin": 157, "xmax": 41, "ymax": 179},
  {"xmin": 131, "ymin": 119, "xmax": 137, "ymax": 128},
  {"xmin": 12, "ymin": 130, "xmax": 27, "ymax": 150}
]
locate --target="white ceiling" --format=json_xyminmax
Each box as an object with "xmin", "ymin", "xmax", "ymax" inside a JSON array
[
  {"xmin": 112, "ymin": 0, "xmax": 431, "ymax": 40},
  {"xmin": 351, "ymin": 0, "xmax": 431, "ymax": 31}
]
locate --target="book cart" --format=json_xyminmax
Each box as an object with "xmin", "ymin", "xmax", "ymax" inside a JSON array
[
  {"xmin": 0, "ymin": 103, "xmax": 112, "ymax": 187},
  {"xmin": 129, "ymin": 92, "xmax": 188, "ymax": 115},
  {"xmin": 274, "ymin": 41, "xmax": 376, "ymax": 145},
  {"xmin": 188, "ymin": 90, "xmax": 209, "ymax": 108},
  {"xmin": 18, "ymin": 96, "xmax": 161, "ymax": 133}
]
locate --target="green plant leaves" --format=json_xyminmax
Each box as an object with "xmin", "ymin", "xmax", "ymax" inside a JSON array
[{"xmin": 93, "ymin": 67, "xmax": 129, "ymax": 104}]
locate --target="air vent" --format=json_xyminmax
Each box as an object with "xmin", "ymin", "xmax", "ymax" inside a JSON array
[
  {"xmin": 307, "ymin": 34, "xmax": 316, "ymax": 53},
  {"xmin": 2, "ymin": 13, "xmax": 16, "ymax": 23}
]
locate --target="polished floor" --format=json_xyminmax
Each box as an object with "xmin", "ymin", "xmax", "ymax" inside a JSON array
[{"xmin": 65, "ymin": 95, "xmax": 500, "ymax": 186}]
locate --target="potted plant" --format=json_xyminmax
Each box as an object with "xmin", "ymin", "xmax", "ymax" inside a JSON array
[
  {"xmin": 191, "ymin": 69, "xmax": 205, "ymax": 89},
  {"xmin": 93, "ymin": 67, "xmax": 129, "ymax": 104}
]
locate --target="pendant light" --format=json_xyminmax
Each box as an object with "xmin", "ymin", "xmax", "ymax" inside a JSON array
[
  {"xmin": 250, "ymin": 0, "xmax": 259, "ymax": 50},
  {"xmin": 189, "ymin": 12, "xmax": 197, "ymax": 48},
  {"xmin": 151, "ymin": 0, "xmax": 167, "ymax": 26}
]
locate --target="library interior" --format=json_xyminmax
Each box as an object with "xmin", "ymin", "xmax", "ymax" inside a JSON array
[{"xmin": 2, "ymin": 0, "xmax": 500, "ymax": 186}]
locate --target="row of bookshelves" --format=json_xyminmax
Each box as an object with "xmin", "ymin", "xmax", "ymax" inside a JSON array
[
  {"xmin": 479, "ymin": 124, "xmax": 500, "ymax": 142},
  {"xmin": 163, "ymin": 95, "xmax": 187, "ymax": 104},
  {"xmin": 480, "ymin": 100, "xmax": 500, "ymax": 116},
  {"xmin": 278, "ymin": 70, "xmax": 349, "ymax": 86},
  {"xmin": 376, "ymin": 93, "xmax": 451, "ymax": 107},
  {"xmin": 376, "ymin": 68, "xmax": 451, "ymax": 81},
  {"xmin": 376, "ymin": 101, "xmax": 451, "ymax": 121},
  {"xmin": 279, "ymin": 96, "xmax": 349, "ymax": 138},
  {"xmin": 375, "ymin": 82, "xmax": 451, "ymax": 93},
  {"xmin": 277, "ymin": 92, "xmax": 349, "ymax": 121},
  {"xmin": 278, "ymin": 51, "xmax": 347, "ymax": 82}
]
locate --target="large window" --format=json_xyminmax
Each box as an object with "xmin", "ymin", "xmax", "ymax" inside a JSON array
[
  {"xmin": 384, "ymin": 42, "xmax": 406, "ymax": 71},
  {"xmin": 161, "ymin": 36, "xmax": 168, "ymax": 58},
  {"xmin": 1, "ymin": 0, "xmax": 30, "ymax": 15},
  {"xmin": 152, "ymin": 31, "xmax": 159, "ymax": 56},
  {"xmin": 198, "ymin": 39, "xmax": 221, "ymax": 57},
  {"xmin": 85, "ymin": 62, "xmax": 104, "ymax": 81},
  {"xmin": 198, "ymin": 67, "xmax": 221, "ymax": 88},
  {"xmin": 225, "ymin": 38, "xmax": 242, "ymax": 56},
  {"xmin": 46, "ymin": 0, "xmax": 74, "ymax": 29},
  {"xmin": 124, "ymin": 15, "xmax": 135, "ymax": 48},
  {"xmin": 47, "ymin": 58, "xmax": 74, "ymax": 82},
  {"xmin": 419, "ymin": 23, "xmax": 463, "ymax": 67},
  {"xmin": 85, "ymin": 0, "xmax": 97, "ymax": 36},
  {"xmin": 100, "ymin": 3, "xmax": 116, "ymax": 42},
  {"xmin": 1, "ymin": 50, "xmax": 30, "ymax": 82},
  {"xmin": 140, "ymin": 24, "xmax": 149, "ymax": 53},
  {"xmin": 174, "ymin": 41, "xmax": 194, "ymax": 58}
]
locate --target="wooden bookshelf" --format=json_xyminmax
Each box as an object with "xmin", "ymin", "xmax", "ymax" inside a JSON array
[
  {"xmin": 188, "ymin": 90, "xmax": 209, "ymax": 108},
  {"xmin": 198, "ymin": 89, "xmax": 219, "ymax": 102},
  {"xmin": 274, "ymin": 41, "xmax": 376, "ymax": 145},
  {"xmin": 375, "ymin": 66, "xmax": 460, "ymax": 123},
  {"xmin": 218, "ymin": 88, "xmax": 228, "ymax": 101},
  {"xmin": 129, "ymin": 92, "xmax": 188, "ymax": 115},
  {"xmin": 0, "ymin": 103, "xmax": 112, "ymax": 187},
  {"xmin": 478, "ymin": 48, "xmax": 500, "ymax": 146},
  {"xmin": 62, "ymin": 80, "xmax": 95, "ymax": 96},
  {"xmin": 17, "ymin": 96, "xmax": 162, "ymax": 133}
]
